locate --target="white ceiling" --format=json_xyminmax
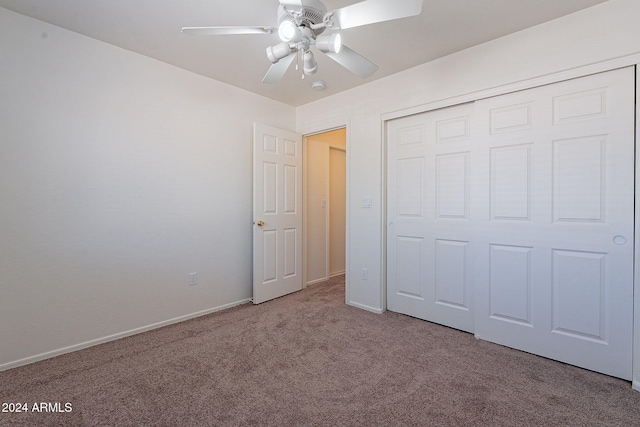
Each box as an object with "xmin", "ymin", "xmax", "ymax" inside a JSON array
[{"xmin": 0, "ymin": 0, "xmax": 607, "ymax": 107}]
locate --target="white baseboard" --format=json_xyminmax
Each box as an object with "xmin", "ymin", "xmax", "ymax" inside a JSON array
[
  {"xmin": 347, "ymin": 300, "xmax": 384, "ymax": 314},
  {"xmin": 306, "ymin": 277, "xmax": 329, "ymax": 287},
  {"xmin": 0, "ymin": 298, "xmax": 252, "ymax": 372},
  {"xmin": 633, "ymin": 380, "xmax": 640, "ymax": 392},
  {"xmin": 306, "ymin": 272, "xmax": 346, "ymax": 288}
]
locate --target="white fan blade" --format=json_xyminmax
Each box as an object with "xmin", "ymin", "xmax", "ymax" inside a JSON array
[
  {"xmin": 262, "ymin": 53, "xmax": 297, "ymax": 83},
  {"xmin": 329, "ymin": 0, "xmax": 423, "ymax": 30},
  {"xmin": 325, "ymin": 45, "xmax": 378, "ymax": 78},
  {"xmin": 182, "ymin": 26, "xmax": 275, "ymax": 36},
  {"xmin": 279, "ymin": 0, "xmax": 303, "ymax": 9}
]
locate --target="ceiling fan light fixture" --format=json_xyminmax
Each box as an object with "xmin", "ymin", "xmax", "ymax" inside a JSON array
[
  {"xmin": 278, "ymin": 20, "xmax": 299, "ymax": 42},
  {"xmin": 315, "ymin": 33, "xmax": 341, "ymax": 53},
  {"xmin": 303, "ymin": 51, "xmax": 318, "ymax": 75},
  {"xmin": 266, "ymin": 42, "xmax": 294, "ymax": 64},
  {"xmin": 183, "ymin": 0, "xmax": 425, "ymax": 84}
]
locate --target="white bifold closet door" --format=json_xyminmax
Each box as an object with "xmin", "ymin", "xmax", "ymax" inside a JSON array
[{"xmin": 386, "ymin": 67, "xmax": 635, "ymax": 380}]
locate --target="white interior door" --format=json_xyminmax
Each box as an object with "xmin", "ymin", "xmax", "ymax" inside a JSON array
[
  {"xmin": 473, "ymin": 67, "xmax": 635, "ymax": 380},
  {"xmin": 253, "ymin": 123, "xmax": 303, "ymax": 304},
  {"xmin": 386, "ymin": 67, "xmax": 635, "ymax": 379}
]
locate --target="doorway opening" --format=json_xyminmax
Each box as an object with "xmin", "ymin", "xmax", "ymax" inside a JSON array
[{"xmin": 304, "ymin": 128, "xmax": 347, "ymax": 287}]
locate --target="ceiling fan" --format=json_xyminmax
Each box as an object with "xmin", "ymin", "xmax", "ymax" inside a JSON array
[{"xmin": 182, "ymin": 0, "xmax": 423, "ymax": 83}]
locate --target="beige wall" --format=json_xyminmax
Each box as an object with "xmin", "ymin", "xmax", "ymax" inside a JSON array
[
  {"xmin": 0, "ymin": 7, "xmax": 296, "ymax": 369},
  {"xmin": 305, "ymin": 128, "xmax": 346, "ymax": 285},
  {"xmin": 329, "ymin": 147, "xmax": 346, "ymax": 276}
]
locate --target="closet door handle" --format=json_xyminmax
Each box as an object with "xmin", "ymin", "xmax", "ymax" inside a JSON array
[{"xmin": 613, "ymin": 235, "xmax": 627, "ymax": 245}]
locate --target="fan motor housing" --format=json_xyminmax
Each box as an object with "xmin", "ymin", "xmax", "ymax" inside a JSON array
[{"xmin": 278, "ymin": 0, "xmax": 327, "ymax": 36}]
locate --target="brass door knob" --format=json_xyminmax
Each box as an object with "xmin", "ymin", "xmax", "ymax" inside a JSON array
[{"xmin": 256, "ymin": 220, "xmax": 265, "ymax": 227}]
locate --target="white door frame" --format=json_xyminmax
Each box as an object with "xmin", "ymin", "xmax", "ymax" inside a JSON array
[
  {"xmin": 381, "ymin": 56, "xmax": 639, "ymax": 388},
  {"xmin": 634, "ymin": 63, "xmax": 640, "ymax": 391}
]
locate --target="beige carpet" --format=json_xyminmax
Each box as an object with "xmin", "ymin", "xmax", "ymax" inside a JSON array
[{"xmin": 2, "ymin": 275, "xmax": 640, "ymax": 426}]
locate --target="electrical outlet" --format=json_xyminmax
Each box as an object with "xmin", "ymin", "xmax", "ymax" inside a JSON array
[
  {"xmin": 189, "ymin": 272, "xmax": 197, "ymax": 286},
  {"xmin": 361, "ymin": 268, "xmax": 368, "ymax": 281}
]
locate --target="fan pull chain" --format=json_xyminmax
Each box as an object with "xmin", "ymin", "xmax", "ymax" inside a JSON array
[
  {"xmin": 297, "ymin": 49, "xmax": 303, "ymax": 79},
  {"xmin": 295, "ymin": 48, "xmax": 300, "ymax": 72}
]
